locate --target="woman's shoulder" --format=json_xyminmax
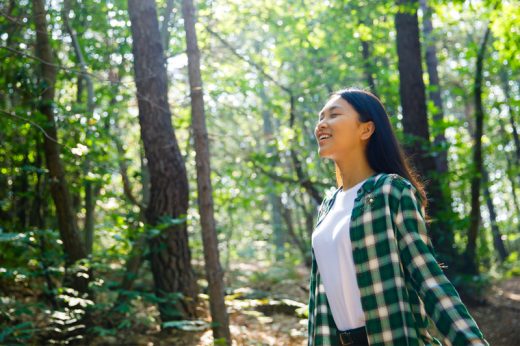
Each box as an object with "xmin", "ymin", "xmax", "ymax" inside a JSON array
[
  {"xmin": 377, "ymin": 172, "xmax": 413, "ymax": 189},
  {"xmin": 375, "ymin": 173, "xmax": 417, "ymax": 200}
]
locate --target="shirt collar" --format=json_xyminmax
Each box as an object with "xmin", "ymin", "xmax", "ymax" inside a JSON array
[{"xmin": 339, "ymin": 172, "xmax": 385, "ymax": 200}]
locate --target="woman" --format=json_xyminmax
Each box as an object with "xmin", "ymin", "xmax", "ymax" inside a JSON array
[{"xmin": 308, "ymin": 88, "xmax": 489, "ymax": 346}]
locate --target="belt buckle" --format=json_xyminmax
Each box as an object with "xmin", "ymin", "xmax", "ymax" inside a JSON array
[{"xmin": 339, "ymin": 331, "xmax": 355, "ymax": 345}]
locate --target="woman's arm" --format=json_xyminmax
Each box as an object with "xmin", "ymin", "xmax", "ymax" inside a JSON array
[{"xmin": 393, "ymin": 182, "xmax": 489, "ymax": 346}]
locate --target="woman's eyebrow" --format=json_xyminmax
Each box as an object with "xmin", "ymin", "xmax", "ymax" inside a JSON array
[{"xmin": 318, "ymin": 105, "xmax": 342, "ymax": 117}]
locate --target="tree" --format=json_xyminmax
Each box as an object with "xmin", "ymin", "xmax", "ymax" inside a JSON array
[
  {"xmin": 181, "ymin": 0, "xmax": 232, "ymax": 342},
  {"xmin": 419, "ymin": 0, "xmax": 459, "ymax": 271},
  {"xmin": 127, "ymin": 0, "xmax": 199, "ymax": 321},
  {"xmin": 32, "ymin": 0, "xmax": 90, "ymax": 295},
  {"xmin": 464, "ymin": 22, "xmax": 493, "ymax": 275},
  {"xmin": 394, "ymin": 0, "xmax": 459, "ymax": 274}
]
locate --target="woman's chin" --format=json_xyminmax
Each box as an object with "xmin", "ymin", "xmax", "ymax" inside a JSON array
[{"xmin": 318, "ymin": 149, "xmax": 333, "ymax": 159}]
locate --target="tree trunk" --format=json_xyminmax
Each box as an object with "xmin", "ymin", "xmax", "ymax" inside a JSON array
[
  {"xmin": 32, "ymin": 0, "xmax": 90, "ymax": 294},
  {"xmin": 127, "ymin": 0, "xmax": 198, "ymax": 321},
  {"xmin": 420, "ymin": 0, "xmax": 449, "ymax": 173},
  {"xmin": 30, "ymin": 135, "xmax": 58, "ymax": 309},
  {"xmin": 63, "ymin": 0, "xmax": 100, "ymax": 255},
  {"xmin": 464, "ymin": 95, "xmax": 511, "ymax": 265},
  {"xmin": 464, "ymin": 24, "xmax": 492, "ymax": 275},
  {"xmin": 360, "ymin": 38, "xmax": 377, "ymax": 95},
  {"xmin": 419, "ymin": 0, "xmax": 459, "ymax": 273},
  {"xmin": 181, "ymin": 0, "xmax": 231, "ymax": 342},
  {"xmin": 481, "ymin": 169, "xmax": 509, "ymax": 262},
  {"xmin": 395, "ymin": 0, "xmax": 431, "ymax": 171},
  {"xmin": 280, "ymin": 203, "xmax": 310, "ymax": 266},
  {"xmin": 499, "ymin": 68, "xmax": 520, "ymax": 165},
  {"xmin": 257, "ymin": 66, "xmax": 285, "ymax": 261},
  {"xmin": 394, "ymin": 0, "xmax": 458, "ymax": 274},
  {"xmin": 288, "ymin": 95, "xmax": 322, "ymax": 205},
  {"xmin": 497, "ymin": 118, "xmax": 520, "ymax": 218}
]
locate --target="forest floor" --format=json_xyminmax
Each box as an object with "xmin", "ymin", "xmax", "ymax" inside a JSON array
[{"xmin": 98, "ymin": 261, "xmax": 520, "ymax": 346}]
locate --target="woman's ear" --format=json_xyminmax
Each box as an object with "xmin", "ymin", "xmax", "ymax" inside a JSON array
[{"xmin": 360, "ymin": 121, "xmax": 375, "ymax": 141}]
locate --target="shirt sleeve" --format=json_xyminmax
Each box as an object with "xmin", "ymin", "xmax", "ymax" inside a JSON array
[{"xmin": 393, "ymin": 182, "xmax": 490, "ymax": 346}]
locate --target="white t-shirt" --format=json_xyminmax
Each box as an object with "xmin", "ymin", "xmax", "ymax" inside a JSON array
[{"xmin": 311, "ymin": 178, "xmax": 368, "ymax": 331}]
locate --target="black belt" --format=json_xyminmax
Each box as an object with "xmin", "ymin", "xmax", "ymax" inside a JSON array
[{"xmin": 336, "ymin": 325, "xmax": 369, "ymax": 346}]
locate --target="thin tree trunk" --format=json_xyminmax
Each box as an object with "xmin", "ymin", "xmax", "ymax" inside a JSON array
[
  {"xmin": 257, "ymin": 66, "xmax": 285, "ymax": 261},
  {"xmin": 160, "ymin": 0, "xmax": 176, "ymax": 50},
  {"xmin": 63, "ymin": 0, "xmax": 100, "ymax": 255},
  {"xmin": 481, "ymin": 169, "xmax": 509, "ymax": 262},
  {"xmin": 420, "ymin": 0, "xmax": 449, "ymax": 173},
  {"xmin": 181, "ymin": 0, "xmax": 231, "ymax": 342},
  {"xmin": 419, "ymin": 0, "xmax": 459, "ymax": 273},
  {"xmin": 360, "ymin": 38, "xmax": 377, "ymax": 95},
  {"xmin": 464, "ymin": 24, "xmax": 492, "ymax": 275},
  {"xmin": 30, "ymin": 135, "xmax": 58, "ymax": 309},
  {"xmin": 33, "ymin": 0, "xmax": 90, "ymax": 294},
  {"xmin": 499, "ymin": 68, "xmax": 520, "ymax": 165},
  {"xmin": 464, "ymin": 99, "xmax": 511, "ymax": 265},
  {"xmin": 127, "ymin": 0, "xmax": 199, "ymax": 321},
  {"xmin": 288, "ymin": 95, "xmax": 322, "ymax": 205},
  {"xmin": 14, "ymin": 143, "xmax": 29, "ymax": 229},
  {"xmin": 280, "ymin": 204, "xmax": 310, "ymax": 266},
  {"xmin": 497, "ymin": 117, "xmax": 520, "ymax": 218}
]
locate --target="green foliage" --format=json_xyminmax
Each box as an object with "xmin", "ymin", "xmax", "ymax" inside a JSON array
[
  {"xmin": 502, "ymin": 251, "xmax": 520, "ymax": 278},
  {"xmin": 249, "ymin": 263, "xmax": 300, "ymax": 288},
  {"xmin": 0, "ymin": 321, "xmax": 36, "ymax": 345}
]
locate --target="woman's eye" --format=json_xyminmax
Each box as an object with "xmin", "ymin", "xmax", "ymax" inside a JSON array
[{"xmin": 319, "ymin": 114, "xmax": 340, "ymax": 121}]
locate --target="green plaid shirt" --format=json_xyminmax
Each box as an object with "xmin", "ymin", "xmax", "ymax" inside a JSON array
[{"xmin": 307, "ymin": 172, "xmax": 489, "ymax": 346}]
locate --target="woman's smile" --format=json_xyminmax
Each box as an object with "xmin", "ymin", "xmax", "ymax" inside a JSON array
[{"xmin": 319, "ymin": 134, "xmax": 333, "ymax": 144}]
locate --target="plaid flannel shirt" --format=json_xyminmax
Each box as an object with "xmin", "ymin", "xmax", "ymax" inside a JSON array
[{"xmin": 307, "ymin": 172, "xmax": 489, "ymax": 346}]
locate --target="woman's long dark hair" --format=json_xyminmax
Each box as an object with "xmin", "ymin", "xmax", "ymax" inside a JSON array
[{"xmin": 330, "ymin": 87, "xmax": 430, "ymax": 221}]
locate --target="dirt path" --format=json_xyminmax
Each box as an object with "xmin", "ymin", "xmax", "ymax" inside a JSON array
[
  {"xmin": 92, "ymin": 270, "xmax": 519, "ymax": 345},
  {"xmin": 175, "ymin": 276, "xmax": 520, "ymax": 345},
  {"xmin": 468, "ymin": 276, "xmax": 520, "ymax": 346}
]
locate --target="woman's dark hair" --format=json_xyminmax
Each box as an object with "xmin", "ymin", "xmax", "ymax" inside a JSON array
[{"xmin": 330, "ymin": 87, "xmax": 430, "ymax": 221}]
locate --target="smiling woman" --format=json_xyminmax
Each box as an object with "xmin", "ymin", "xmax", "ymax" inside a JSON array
[{"xmin": 307, "ymin": 87, "xmax": 489, "ymax": 346}]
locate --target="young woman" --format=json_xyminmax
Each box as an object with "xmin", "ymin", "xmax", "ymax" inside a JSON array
[{"xmin": 308, "ymin": 88, "xmax": 489, "ymax": 346}]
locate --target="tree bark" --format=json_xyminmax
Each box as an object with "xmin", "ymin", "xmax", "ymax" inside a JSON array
[
  {"xmin": 499, "ymin": 68, "xmax": 520, "ymax": 165},
  {"xmin": 463, "ymin": 96, "xmax": 510, "ymax": 265},
  {"xmin": 32, "ymin": 0, "xmax": 90, "ymax": 294},
  {"xmin": 497, "ymin": 117, "xmax": 520, "ymax": 219},
  {"xmin": 127, "ymin": 0, "xmax": 199, "ymax": 321},
  {"xmin": 63, "ymin": 0, "xmax": 99, "ymax": 255},
  {"xmin": 420, "ymin": 0, "xmax": 449, "ymax": 173},
  {"xmin": 395, "ymin": 0, "xmax": 430, "ymax": 159},
  {"xmin": 181, "ymin": 0, "xmax": 231, "ymax": 342},
  {"xmin": 394, "ymin": 0, "xmax": 458, "ymax": 274},
  {"xmin": 464, "ymin": 24, "xmax": 492, "ymax": 275},
  {"xmin": 256, "ymin": 66, "xmax": 285, "ymax": 261},
  {"xmin": 419, "ymin": 0, "xmax": 459, "ymax": 273},
  {"xmin": 481, "ymin": 169, "xmax": 509, "ymax": 262}
]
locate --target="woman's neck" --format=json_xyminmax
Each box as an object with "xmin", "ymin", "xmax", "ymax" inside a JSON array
[{"xmin": 336, "ymin": 156, "xmax": 376, "ymax": 191}]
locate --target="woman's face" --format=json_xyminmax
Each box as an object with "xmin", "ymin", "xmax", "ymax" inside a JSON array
[{"xmin": 314, "ymin": 95, "xmax": 372, "ymax": 159}]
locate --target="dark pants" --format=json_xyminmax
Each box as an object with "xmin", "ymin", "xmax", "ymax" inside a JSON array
[{"xmin": 336, "ymin": 325, "xmax": 369, "ymax": 346}]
